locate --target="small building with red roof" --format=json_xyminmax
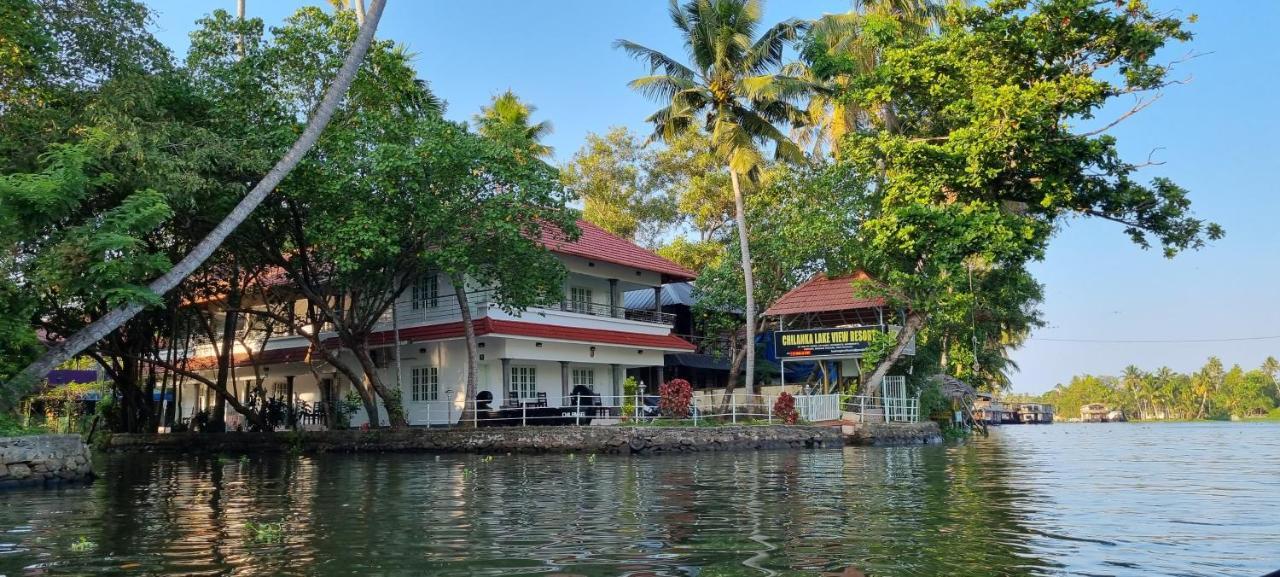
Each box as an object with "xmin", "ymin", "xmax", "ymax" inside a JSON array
[{"xmin": 763, "ymin": 272, "xmax": 916, "ymax": 418}]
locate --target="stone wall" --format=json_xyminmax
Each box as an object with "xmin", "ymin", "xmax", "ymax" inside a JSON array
[
  {"xmin": 108, "ymin": 425, "xmax": 844, "ymax": 455},
  {"xmin": 841, "ymin": 421, "xmax": 943, "ymax": 446},
  {"xmin": 0, "ymin": 435, "xmax": 94, "ymax": 487}
]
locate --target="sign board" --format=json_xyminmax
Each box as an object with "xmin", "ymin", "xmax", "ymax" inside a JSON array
[{"xmin": 774, "ymin": 326, "xmax": 885, "ymax": 359}]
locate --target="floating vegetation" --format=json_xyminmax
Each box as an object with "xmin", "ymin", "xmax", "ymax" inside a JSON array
[
  {"xmin": 244, "ymin": 521, "xmax": 285, "ymax": 544},
  {"xmin": 481, "ymin": 455, "xmax": 494, "ymax": 463},
  {"xmin": 69, "ymin": 536, "xmax": 96, "ymax": 552},
  {"xmin": 587, "ymin": 454, "xmax": 596, "ymax": 464}
]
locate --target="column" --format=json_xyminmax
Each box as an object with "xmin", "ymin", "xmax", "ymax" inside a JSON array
[
  {"xmin": 560, "ymin": 360, "xmax": 571, "ymax": 402},
  {"xmin": 608, "ymin": 279, "xmax": 619, "ymax": 318},
  {"xmin": 653, "ymin": 285, "xmax": 663, "ymax": 317},
  {"xmin": 656, "ymin": 364, "xmax": 665, "ymax": 387},
  {"xmin": 501, "ymin": 357, "xmax": 511, "ymax": 402},
  {"xmin": 286, "ymin": 375, "xmax": 296, "ymax": 430},
  {"xmin": 611, "ymin": 363, "xmax": 621, "ymax": 398}
]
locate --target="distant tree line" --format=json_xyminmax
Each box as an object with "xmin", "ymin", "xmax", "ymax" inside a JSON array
[{"xmin": 1033, "ymin": 357, "xmax": 1280, "ymax": 421}]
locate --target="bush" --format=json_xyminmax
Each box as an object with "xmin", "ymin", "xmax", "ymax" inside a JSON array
[
  {"xmin": 621, "ymin": 376, "xmax": 639, "ymax": 419},
  {"xmin": 658, "ymin": 379, "xmax": 692, "ymax": 418},
  {"xmin": 773, "ymin": 392, "xmax": 798, "ymax": 424}
]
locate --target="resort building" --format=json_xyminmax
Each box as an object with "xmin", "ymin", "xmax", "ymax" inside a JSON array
[
  {"xmin": 175, "ymin": 220, "xmax": 697, "ymax": 429},
  {"xmin": 763, "ymin": 272, "xmax": 918, "ymax": 421}
]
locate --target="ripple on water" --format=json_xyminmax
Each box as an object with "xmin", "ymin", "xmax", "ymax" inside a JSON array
[{"xmin": 0, "ymin": 423, "xmax": 1275, "ymax": 576}]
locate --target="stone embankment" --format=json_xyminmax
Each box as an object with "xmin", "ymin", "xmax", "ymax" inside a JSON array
[
  {"xmin": 108, "ymin": 425, "xmax": 844, "ymax": 455},
  {"xmin": 841, "ymin": 421, "xmax": 943, "ymax": 446},
  {"xmin": 0, "ymin": 435, "xmax": 94, "ymax": 487}
]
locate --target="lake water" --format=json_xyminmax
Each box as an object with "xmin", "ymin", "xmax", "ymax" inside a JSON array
[{"xmin": 0, "ymin": 422, "xmax": 1276, "ymax": 576}]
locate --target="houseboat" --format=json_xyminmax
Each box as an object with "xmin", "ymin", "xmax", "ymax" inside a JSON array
[
  {"xmin": 1079, "ymin": 403, "xmax": 1124, "ymax": 423},
  {"xmin": 1016, "ymin": 403, "xmax": 1054, "ymax": 424}
]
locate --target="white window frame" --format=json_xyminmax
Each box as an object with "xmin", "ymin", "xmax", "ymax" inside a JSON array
[
  {"xmin": 412, "ymin": 274, "xmax": 439, "ymax": 310},
  {"xmin": 411, "ymin": 366, "xmax": 439, "ymax": 402},
  {"xmin": 510, "ymin": 366, "xmax": 536, "ymax": 400},
  {"xmin": 569, "ymin": 286, "xmax": 593, "ymax": 314},
  {"xmin": 571, "ymin": 368, "xmax": 595, "ymax": 389}
]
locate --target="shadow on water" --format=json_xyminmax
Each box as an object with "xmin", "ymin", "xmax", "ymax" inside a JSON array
[{"xmin": 0, "ymin": 423, "xmax": 1275, "ymax": 576}]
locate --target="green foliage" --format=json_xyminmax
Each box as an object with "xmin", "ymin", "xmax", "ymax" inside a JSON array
[
  {"xmin": 801, "ymin": 0, "xmax": 1219, "ymax": 389},
  {"xmin": 1037, "ymin": 357, "xmax": 1279, "ymax": 421},
  {"xmin": 69, "ymin": 536, "xmax": 97, "ymax": 553},
  {"xmin": 621, "ymin": 376, "xmax": 639, "ymax": 419},
  {"xmin": 562, "ymin": 127, "xmax": 676, "ymax": 246},
  {"xmin": 244, "ymin": 521, "xmax": 284, "ymax": 544}
]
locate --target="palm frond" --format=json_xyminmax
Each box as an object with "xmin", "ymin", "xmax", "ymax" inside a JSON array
[
  {"xmin": 744, "ymin": 18, "xmax": 807, "ymax": 74},
  {"xmin": 627, "ymin": 74, "xmax": 698, "ymax": 103},
  {"xmin": 613, "ymin": 40, "xmax": 696, "ymax": 79}
]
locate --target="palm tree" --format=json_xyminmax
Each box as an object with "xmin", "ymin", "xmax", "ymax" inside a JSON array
[
  {"xmin": 618, "ymin": 0, "xmax": 809, "ymax": 396},
  {"xmin": 10, "ymin": 0, "xmax": 390, "ymax": 393},
  {"xmin": 796, "ymin": 0, "xmax": 944, "ymax": 155},
  {"xmin": 474, "ymin": 90, "xmax": 554, "ymax": 159}
]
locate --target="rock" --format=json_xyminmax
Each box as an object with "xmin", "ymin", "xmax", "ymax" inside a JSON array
[{"xmin": 8, "ymin": 463, "xmax": 31, "ymax": 479}]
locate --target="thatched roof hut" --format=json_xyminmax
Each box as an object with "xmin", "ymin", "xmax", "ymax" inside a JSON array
[{"xmin": 934, "ymin": 374, "xmax": 976, "ymax": 402}]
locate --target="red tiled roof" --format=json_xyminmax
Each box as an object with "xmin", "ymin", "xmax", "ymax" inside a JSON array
[
  {"xmin": 763, "ymin": 273, "xmax": 885, "ymax": 316},
  {"xmin": 541, "ymin": 220, "xmax": 696, "ymax": 282}
]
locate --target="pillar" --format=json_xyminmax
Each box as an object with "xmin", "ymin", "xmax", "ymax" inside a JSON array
[
  {"xmin": 501, "ymin": 358, "xmax": 511, "ymax": 401},
  {"xmin": 560, "ymin": 360, "xmax": 571, "ymax": 401},
  {"xmin": 653, "ymin": 285, "xmax": 662, "ymax": 316},
  {"xmin": 286, "ymin": 375, "xmax": 296, "ymax": 430},
  {"xmin": 608, "ymin": 278, "xmax": 619, "ymax": 318},
  {"xmin": 656, "ymin": 364, "xmax": 665, "ymax": 387},
  {"xmin": 611, "ymin": 363, "xmax": 621, "ymax": 399}
]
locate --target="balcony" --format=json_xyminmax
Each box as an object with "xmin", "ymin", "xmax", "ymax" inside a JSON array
[{"xmin": 549, "ymin": 299, "xmax": 675, "ymax": 326}]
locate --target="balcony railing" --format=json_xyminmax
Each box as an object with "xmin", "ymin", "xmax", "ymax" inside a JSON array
[{"xmin": 551, "ymin": 299, "xmax": 675, "ymax": 326}]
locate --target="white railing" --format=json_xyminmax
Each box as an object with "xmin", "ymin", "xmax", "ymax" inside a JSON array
[{"xmin": 379, "ymin": 392, "xmax": 862, "ymax": 428}]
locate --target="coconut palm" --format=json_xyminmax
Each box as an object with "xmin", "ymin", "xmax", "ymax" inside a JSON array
[
  {"xmin": 11, "ymin": 0, "xmax": 390, "ymax": 391},
  {"xmin": 796, "ymin": 0, "xmax": 945, "ymax": 155},
  {"xmin": 474, "ymin": 90, "xmax": 554, "ymax": 160},
  {"xmin": 617, "ymin": 0, "xmax": 810, "ymax": 396}
]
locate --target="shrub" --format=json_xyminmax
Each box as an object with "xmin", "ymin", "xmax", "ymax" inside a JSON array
[
  {"xmin": 658, "ymin": 379, "xmax": 692, "ymax": 418},
  {"xmin": 773, "ymin": 392, "xmax": 798, "ymax": 424},
  {"xmin": 621, "ymin": 376, "xmax": 639, "ymax": 419}
]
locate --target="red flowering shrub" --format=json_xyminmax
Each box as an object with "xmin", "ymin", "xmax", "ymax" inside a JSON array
[
  {"xmin": 658, "ymin": 378, "xmax": 693, "ymax": 418},
  {"xmin": 773, "ymin": 392, "xmax": 799, "ymax": 424}
]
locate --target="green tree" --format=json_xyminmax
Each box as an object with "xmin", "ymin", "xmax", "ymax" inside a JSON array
[
  {"xmin": 618, "ymin": 0, "xmax": 810, "ymax": 394},
  {"xmin": 812, "ymin": 0, "xmax": 1222, "ymax": 396},
  {"xmin": 561, "ymin": 127, "xmax": 674, "ymax": 245},
  {"xmin": 473, "ymin": 89, "xmax": 554, "ymax": 160},
  {"xmin": 7, "ymin": 0, "xmax": 390, "ymax": 396}
]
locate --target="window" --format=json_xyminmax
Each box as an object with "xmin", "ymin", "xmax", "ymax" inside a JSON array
[
  {"xmin": 511, "ymin": 366, "xmax": 536, "ymax": 400},
  {"xmin": 412, "ymin": 274, "xmax": 439, "ymax": 310},
  {"xmin": 569, "ymin": 286, "xmax": 593, "ymax": 314},
  {"xmin": 411, "ymin": 366, "xmax": 439, "ymax": 402},
  {"xmin": 272, "ymin": 382, "xmax": 288, "ymax": 400},
  {"xmin": 572, "ymin": 368, "xmax": 595, "ymax": 390}
]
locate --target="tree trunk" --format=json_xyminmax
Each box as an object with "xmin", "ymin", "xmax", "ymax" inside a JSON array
[
  {"xmin": 7, "ymin": 0, "xmax": 390, "ymax": 400},
  {"xmin": 861, "ymin": 311, "xmax": 926, "ymax": 397},
  {"xmin": 730, "ymin": 169, "xmax": 757, "ymax": 395},
  {"xmin": 352, "ymin": 345, "xmax": 408, "ymax": 428},
  {"xmin": 453, "ymin": 275, "xmax": 479, "ymax": 426},
  {"xmin": 720, "ymin": 334, "xmax": 745, "ymax": 412},
  {"xmin": 210, "ymin": 284, "xmax": 240, "ymax": 433}
]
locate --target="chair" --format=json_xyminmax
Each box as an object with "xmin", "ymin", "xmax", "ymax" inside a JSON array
[
  {"xmin": 534, "ymin": 392, "xmax": 548, "ymax": 407},
  {"xmin": 506, "ymin": 390, "xmax": 520, "ymax": 408}
]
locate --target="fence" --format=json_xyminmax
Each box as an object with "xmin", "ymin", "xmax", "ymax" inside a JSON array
[{"xmin": 384, "ymin": 391, "xmax": 903, "ymax": 428}]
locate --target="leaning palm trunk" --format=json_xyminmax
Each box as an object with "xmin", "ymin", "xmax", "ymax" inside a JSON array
[
  {"xmin": 7, "ymin": 0, "xmax": 389, "ymax": 397},
  {"xmin": 731, "ymin": 170, "xmax": 757, "ymax": 395},
  {"xmin": 861, "ymin": 311, "xmax": 927, "ymax": 397}
]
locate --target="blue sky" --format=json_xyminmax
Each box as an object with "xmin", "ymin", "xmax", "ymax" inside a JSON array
[{"xmin": 143, "ymin": 1, "xmax": 1280, "ymax": 394}]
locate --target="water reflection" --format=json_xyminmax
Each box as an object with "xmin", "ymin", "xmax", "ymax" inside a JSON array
[{"xmin": 0, "ymin": 423, "xmax": 1275, "ymax": 576}]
